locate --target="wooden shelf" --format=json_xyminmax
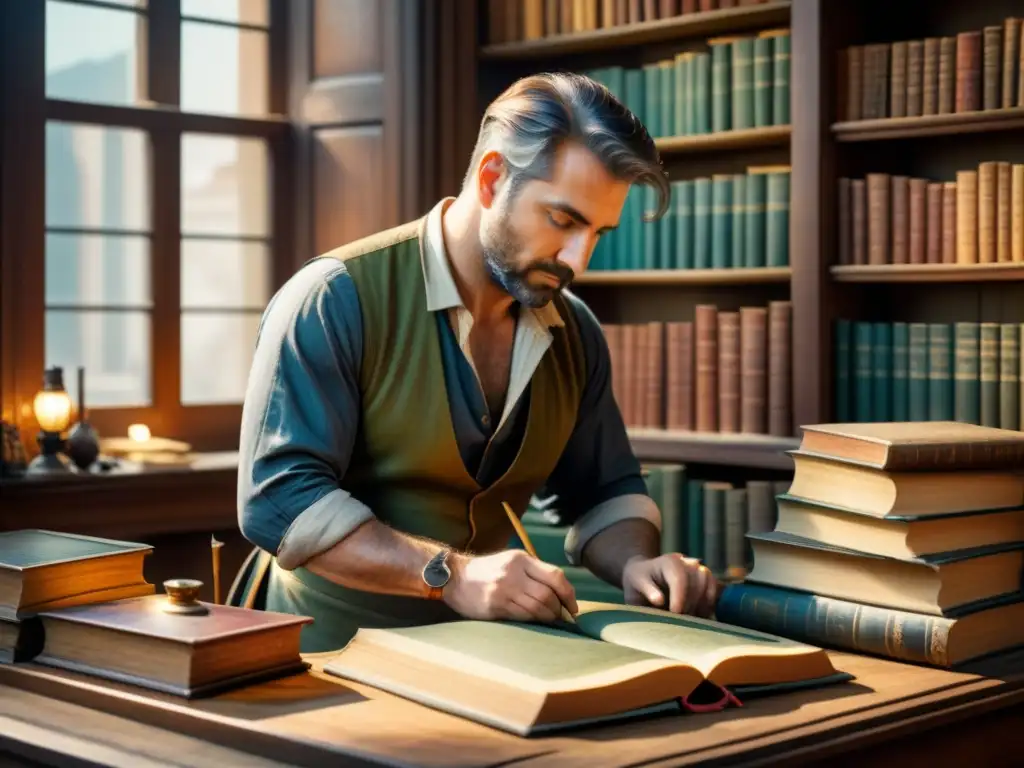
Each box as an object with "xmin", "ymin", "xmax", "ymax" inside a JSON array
[
  {"xmin": 479, "ymin": 2, "xmax": 791, "ymax": 59},
  {"xmin": 831, "ymin": 263, "xmax": 1024, "ymax": 283},
  {"xmin": 832, "ymin": 107, "xmax": 1024, "ymax": 142},
  {"xmin": 655, "ymin": 125, "xmax": 791, "ymax": 155},
  {"xmin": 576, "ymin": 267, "xmax": 791, "ymax": 286},
  {"xmin": 628, "ymin": 429, "xmax": 798, "ymax": 470}
]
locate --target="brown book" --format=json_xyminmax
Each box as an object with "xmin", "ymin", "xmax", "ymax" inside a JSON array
[
  {"xmin": 938, "ymin": 36, "xmax": 956, "ymax": 113},
  {"xmin": 1003, "ymin": 18, "xmax": 1022, "ymax": 107},
  {"xmin": 926, "ymin": 182, "xmax": 943, "ymax": 264},
  {"xmin": 322, "ymin": 602, "xmax": 840, "ymax": 736},
  {"xmin": 908, "ymin": 178, "xmax": 927, "ymax": 264},
  {"xmin": 34, "ymin": 595, "xmax": 311, "ymax": 698},
  {"xmin": 695, "ymin": 305, "xmax": 718, "ymax": 432},
  {"xmin": 844, "ymin": 46, "xmax": 862, "ymax": 121},
  {"xmin": 1013, "ymin": 164, "xmax": 1024, "ymax": 263},
  {"xmin": 505, "ymin": 0, "xmax": 522, "ymax": 41},
  {"xmin": 717, "ymin": 312, "xmax": 741, "ymax": 433},
  {"xmin": 891, "ymin": 175, "xmax": 909, "ymax": 264},
  {"xmin": 739, "ymin": 307, "xmax": 767, "ymax": 434},
  {"xmin": 942, "ymin": 181, "xmax": 958, "ymax": 263},
  {"xmin": 0, "ymin": 616, "xmax": 44, "ymax": 664},
  {"xmin": 922, "ymin": 37, "xmax": 940, "ymax": 115},
  {"xmin": 546, "ymin": 0, "xmax": 562, "ymax": 33},
  {"xmin": 982, "ymin": 25, "xmax": 1003, "ymax": 110},
  {"xmin": 680, "ymin": 0, "xmax": 695, "ymax": 13},
  {"xmin": 659, "ymin": 0, "xmax": 679, "ymax": 17},
  {"xmin": 867, "ymin": 44, "xmax": 890, "ymax": 119},
  {"xmin": 665, "ymin": 321, "xmax": 694, "ymax": 430},
  {"xmin": 767, "ymin": 300, "xmax": 792, "ymax": 437},
  {"xmin": 621, "ymin": 323, "xmax": 638, "ymax": 426},
  {"xmin": 0, "ymin": 530, "xmax": 154, "ymax": 621},
  {"xmin": 905, "ymin": 40, "xmax": 924, "ymax": 117},
  {"xmin": 956, "ymin": 170, "xmax": 978, "ymax": 264},
  {"xmin": 614, "ymin": 0, "xmax": 628, "ymax": 26},
  {"xmin": 978, "ymin": 161, "xmax": 997, "ymax": 264},
  {"xmin": 955, "ymin": 30, "xmax": 982, "ymax": 112},
  {"xmin": 633, "ymin": 323, "xmax": 649, "ymax": 426},
  {"xmin": 890, "ymin": 41, "xmax": 908, "ymax": 118},
  {"xmin": 852, "ymin": 179, "xmax": 867, "ymax": 264},
  {"xmin": 523, "ymin": 0, "xmax": 544, "ymax": 38},
  {"xmin": 628, "ymin": 0, "xmax": 642, "ymax": 23},
  {"xmin": 997, "ymin": 161, "xmax": 1012, "ymax": 263},
  {"xmin": 866, "ymin": 173, "xmax": 891, "ymax": 265},
  {"xmin": 643, "ymin": 0, "xmax": 657, "ymax": 21},
  {"xmin": 797, "ymin": 421, "xmax": 1024, "ymax": 471},
  {"xmin": 561, "ymin": 0, "xmax": 575, "ymax": 31},
  {"xmin": 698, "ymin": 0, "xmax": 715, "ymax": 11},
  {"xmin": 645, "ymin": 321, "xmax": 665, "ymax": 427},
  {"xmin": 837, "ymin": 177, "xmax": 852, "ymax": 265}
]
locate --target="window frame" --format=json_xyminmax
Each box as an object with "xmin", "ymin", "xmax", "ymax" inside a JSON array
[{"xmin": 0, "ymin": 0, "xmax": 295, "ymax": 452}]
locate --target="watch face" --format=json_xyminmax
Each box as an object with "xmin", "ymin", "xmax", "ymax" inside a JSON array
[{"xmin": 424, "ymin": 555, "xmax": 451, "ymax": 589}]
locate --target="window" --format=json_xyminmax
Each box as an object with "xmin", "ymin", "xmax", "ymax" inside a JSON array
[{"xmin": 1, "ymin": 0, "xmax": 289, "ymax": 448}]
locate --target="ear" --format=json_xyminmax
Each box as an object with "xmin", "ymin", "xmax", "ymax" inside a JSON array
[{"xmin": 476, "ymin": 150, "xmax": 505, "ymax": 209}]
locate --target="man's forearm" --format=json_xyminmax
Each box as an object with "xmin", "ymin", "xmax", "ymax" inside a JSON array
[
  {"xmin": 304, "ymin": 518, "xmax": 448, "ymax": 597},
  {"xmin": 579, "ymin": 517, "xmax": 661, "ymax": 588}
]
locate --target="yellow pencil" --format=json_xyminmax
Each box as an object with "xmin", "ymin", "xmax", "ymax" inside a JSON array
[{"xmin": 502, "ymin": 502, "xmax": 576, "ymax": 624}]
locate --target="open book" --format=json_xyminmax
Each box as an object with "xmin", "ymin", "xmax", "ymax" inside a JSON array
[{"xmin": 323, "ymin": 600, "xmax": 848, "ymax": 736}]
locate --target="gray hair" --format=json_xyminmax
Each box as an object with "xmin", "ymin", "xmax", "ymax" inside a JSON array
[{"xmin": 464, "ymin": 72, "xmax": 670, "ymax": 221}]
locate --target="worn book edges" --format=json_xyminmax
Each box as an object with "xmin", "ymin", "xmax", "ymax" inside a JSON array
[
  {"xmin": 33, "ymin": 594, "xmax": 313, "ymax": 698},
  {"xmin": 0, "ymin": 529, "xmax": 155, "ymax": 621},
  {"xmin": 774, "ymin": 493, "xmax": 1024, "ymax": 560},
  {"xmin": 785, "ymin": 449, "xmax": 1024, "ymax": 518},
  {"xmin": 746, "ymin": 530, "xmax": 1024, "ymax": 616},
  {"xmin": 323, "ymin": 601, "xmax": 843, "ymax": 736},
  {"xmin": 717, "ymin": 582, "xmax": 1024, "ymax": 669},
  {"xmin": 798, "ymin": 421, "xmax": 1024, "ymax": 471}
]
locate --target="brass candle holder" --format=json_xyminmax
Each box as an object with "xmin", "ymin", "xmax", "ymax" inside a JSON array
[{"xmin": 162, "ymin": 578, "xmax": 209, "ymax": 615}]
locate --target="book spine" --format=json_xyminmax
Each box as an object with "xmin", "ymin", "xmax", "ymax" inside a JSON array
[
  {"xmin": 872, "ymin": 322, "xmax": 892, "ymax": 421},
  {"xmin": 908, "ymin": 322, "xmax": 930, "ymax": 421},
  {"xmin": 1000, "ymin": 323, "xmax": 1020, "ymax": 431},
  {"xmin": 686, "ymin": 480, "xmax": 704, "ymax": 560},
  {"xmin": 771, "ymin": 31, "xmax": 790, "ymax": 125},
  {"xmin": 980, "ymin": 322, "xmax": 1000, "ymax": 428},
  {"xmin": 906, "ymin": 39, "xmax": 923, "ymax": 117},
  {"xmin": 982, "ymin": 25, "xmax": 1002, "ymax": 111},
  {"xmin": 909, "ymin": 177, "xmax": 927, "ymax": 264},
  {"xmin": 732, "ymin": 37, "xmax": 754, "ymax": 130},
  {"xmin": 676, "ymin": 179, "xmax": 694, "ymax": 268},
  {"xmin": 702, "ymin": 484, "xmax": 727, "ymax": 577},
  {"xmin": 765, "ymin": 170, "xmax": 790, "ymax": 267},
  {"xmin": 891, "ymin": 321, "xmax": 909, "ymax": 421},
  {"xmin": 693, "ymin": 177, "xmax": 712, "ymax": 268},
  {"xmin": 753, "ymin": 36, "xmax": 773, "ymax": 126},
  {"xmin": 866, "ymin": 173, "xmax": 890, "ymax": 265},
  {"xmin": 731, "ymin": 174, "xmax": 747, "ymax": 268},
  {"xmin": 890, "ymin": 41, "xmax": 907, "ymax": 117},
  {"xmin": 767, "ymin": 300, "xmax": 792, "ymax": 436},
  {"xmin": 695, "ymin": 304, "xmax": 718, "ymax": 432},
  {"xmin": 938, "ymin": 36, "xmax": 956, "ymax": 114},
  {"xmin": 955, "ymin": 30, "xmax": 982, "ymax": 112},
  {"xmin": 1004, "ymin": 18, "xmax": 1022, "ymax": 108},
  {"xmin": 711, "ymin": 41, "xmax": 732, "ymax": 132},
  {"xmin": 711, "ymin": 174, "xmax": 733, "ymax": 269},
  {"xmin": 717, "ymin": 311, "xmax": 741, "ymax": 432},
  {"xmin": 928, "ymin": 322, "xmax": 954, "ymax": 421},
  {"xmin": 715, "ymin": 583, "xmax": 955, "ymax": 668},
  {"xmin": 852, "ymin": 179, "xmax": 867, "ymax": 264},
  {"xmin": 926, "ymin": 182, "xmax": 943, "ymax": 264},
  {"xmin": 978, "ymin": 161, "xmax": 996, "ymax": 264},
  {"xmin": 724, "ymin": 488, "xmax": 747, "ymax": 579},
  {"xmin": 922, "ymin": 37, "xmax": 939, "ymax": 115},
  {"xmin": 953, "ymin": 321, "xmax": 980, "ymax": 425},
  {"xmin": 740, "ymin": 307, "xmax": 768, "ymax": 433},
  {"xmin": 744, "ymin": 172, "xmax": 767, "ymax": 267},
  {"xmin": 854, "ymin": 321, "xmax": 874, "ymax": 421},
  {"xmin": 998, "ymin": 162, "xmax": 1012, "ymax": 263},
  {"xmin": 891, "ymin": 175, "xmax": 909, "ymax": 264}
]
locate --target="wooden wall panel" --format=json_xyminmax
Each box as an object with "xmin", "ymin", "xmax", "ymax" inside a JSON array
[
  {"xmin": 312, "ymin": 0, "xmax": 383, "ymax": 78},
  {"xmin": 312, "ymin": 127, "xmax": 385, "ymax": 253}
]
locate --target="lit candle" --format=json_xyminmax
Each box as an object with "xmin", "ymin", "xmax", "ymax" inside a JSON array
[{"xmin": 128, "ymin": 423, "xmax": 151, "ymax": 443}]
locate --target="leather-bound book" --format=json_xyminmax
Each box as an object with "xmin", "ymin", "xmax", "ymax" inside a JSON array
[
  {"xmin": 33, "ymin": 594, "xmax": 312, "ymax": 698},
  {"xmin": 0, "ymin": 529, "xmax": 154, "ymax": 621}
]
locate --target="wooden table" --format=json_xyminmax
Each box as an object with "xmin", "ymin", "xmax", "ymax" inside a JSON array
[{"xmin": 0, "ymin": 649, "xmax": 1021, "ymax": 768}]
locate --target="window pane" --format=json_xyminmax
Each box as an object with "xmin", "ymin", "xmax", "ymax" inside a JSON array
[
  {"xmin": 46, "ymin": 122, "xmax": 150, "ymax": 231},
  {"xmin": 181, "ymin": 0, "xmax": 268, "ymax": 27},
  {"xmin": 181, "ymin": 134, "xmax": 268, "ymax": 237},
  {"xmin": 46, "ymin": 310, "xmax": 151, "ymax": 407},
  {"xmin": 181, "ymin": 312, "xmax": 261, "ymax": 404},
  {"xmin": 181, "ymin": 22, "xmax": 268, "ymax": 116},
  {"xmin": 46, "ymin": 233, "xmax": 151, "ymax": 308},
  {"xmin": 45, "ymin": 1, "xmax": 146, "ymax": 107},
  {"xmin": 181, "ymin": 239, "xmax": 270, "ymax": 310}
]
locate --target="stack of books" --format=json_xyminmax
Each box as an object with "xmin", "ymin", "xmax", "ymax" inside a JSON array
[{"xmin": 716, "ymin": 422, "xmax": 1024, "ymax": 668}]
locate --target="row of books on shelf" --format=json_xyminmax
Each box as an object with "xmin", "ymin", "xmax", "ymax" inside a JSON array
[
  {"xmin": 584, "ymin": 28, "xmax": 790, "ymax": 138},
  {"xmin": 839, "ymin": 17, "xmax": 1024, "ymax": 121},
  {"xmin": 487, "ymin": 0, "xmax": 775, "ymax": 45},
  {"xmin": 835, "ymin": 319, "xmax": 1024, "ymax": 431},
  {"xmin": 591, "ymin": 166, "xmax": 790, "ymax": 270},
  {"xmin": 837, "ymin": 162, "xmax": 1024, "ymax": 268},
  {"xmin": 719, "ymin": 421, "xmax": 1024, "ymax": 669},
  {"xmin": 601, "ymin": 300, "xmax": 792, "ymax": 435}
]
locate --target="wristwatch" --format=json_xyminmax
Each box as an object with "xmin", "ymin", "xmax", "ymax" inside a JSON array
[{"xmin": 422, "ymin": 548, "xmax": 452, "ymax": 600}]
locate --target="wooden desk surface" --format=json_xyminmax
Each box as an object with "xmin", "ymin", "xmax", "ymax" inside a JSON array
[{"xmin": 1, "ymin": 649, "xmax": 1022, "ymax": 768}]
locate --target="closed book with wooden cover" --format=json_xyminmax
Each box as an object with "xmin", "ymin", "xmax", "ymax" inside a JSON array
[
  {"xmin": 797, "ymin": 421, "xmax": 1024, "ymax": 471},
  {"xmin": 0, "ymin": 529, "xmax": 154, "ymax": 621},
  {"xmin": 34, "ymin": 595, "xmax": 312, "ymax": 698},
  {"xmin": 323, "ymin": 601, "xmax": 845, "ymax": 736}
]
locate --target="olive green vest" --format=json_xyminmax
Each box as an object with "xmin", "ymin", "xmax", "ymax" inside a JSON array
[{"xmin": 263, "ymin": 217, "xmax": 586, "ymax": 652}]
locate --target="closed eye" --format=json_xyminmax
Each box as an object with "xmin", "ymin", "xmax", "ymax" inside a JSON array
[{"xmin": 547, "ymin": 210, "xmax": 574, "ymax": 230}]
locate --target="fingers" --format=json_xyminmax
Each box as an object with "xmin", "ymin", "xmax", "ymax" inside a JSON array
[
  {"xmin": 524, "ymin": 557, "xmax": 579, "ymax": 615},
  {"xmin": 510, "ymin": 590, "xmax": 559, "ymax": 623},
  {"xmin": 519, "ymin": 576, "xmax": 563, "ymax": 622},
  {"xmin": 659, "ymin": 559, "xmax": 689, "ymax": 614}
]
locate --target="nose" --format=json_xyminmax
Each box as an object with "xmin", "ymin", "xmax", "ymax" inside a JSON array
[{"xmin": 558, "ymin": 230, "xmax": 596, "ymax": 275}]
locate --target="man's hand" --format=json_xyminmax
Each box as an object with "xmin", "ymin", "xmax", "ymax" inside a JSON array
[
  {"xmin": 442, "ymin": 550, "xmax": 579, "ymax": 623},
  {"xmin": 621, "ymin": 553, "xmax": 719, "ymax": 617}
]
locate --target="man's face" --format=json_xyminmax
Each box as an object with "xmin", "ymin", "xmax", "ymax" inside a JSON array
[{"xmin": 479, "ymin": 142, "xmax": 630, "ymax": 308}]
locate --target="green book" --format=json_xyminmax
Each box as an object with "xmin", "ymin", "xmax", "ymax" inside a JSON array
[
  {"xmin": 643, "ymin": 63, "xmax": 663, "ymax": 138},
  {"xmin": 853, "ymin": 321, "xmax": 874, "ymax": 421},
  {"xmin": 624, "ymin": 67, "xmax": 645, "ymax": 132},
  {"xmin": 657, "ymin": 185, "xmax": 676, "ymax": 269},
  {"xmin": 979, "ymin": 322, "xmax": 999, "ymax": 427},
  {"xmin": 999, "ymin": 323, "xmax": 1019, "ymax": 430},
  {"xmin": 323, "ymin": 602, "xmax": 843, "ymax": 736},
  {"xmin": 872, "ymin": 322, "xmax": 892, "ymax": 421},
  {"xmin": 953, "ymin": 321, "xmax": 979, "ymax": 424},
  {"xmin": 709, "ymin": 39, "xmax": 732, "ymax": 132},
  {"xmin": 928, "ymin": 323, "xmax": 954, "ymax": 420},
  {"xmin": 693, "ymin": 52, "xmax": 712, "ymax": 134},
  {"xmin": 674, "ymin": 52, "xmax": 692, "ymax": 135},
  {"xmin": 752, "ymin": 35, "xmax": 774, "ymax": 126},
  {"xmin": 730, "ymin": 36, "xmax": 755, "ymax": 131},
  {"xmin": 834, "ymin": 319, "xmax": 852, "ymax": 421},
  {"xmin": 744, "ymin": 170, "xmax": 767, "ymax": 267},
  {"xmin": 693, "ymin": 177, "xmax": 712, "ymax": 268},
  {"xmin": 762, "ymin": 28, "xmax": 791, "ymax": 125},
  {"xmin": 762, "ymin": 167, "xmax": 790, "ymax": 266},
  {"xmin": 891, "ymin": 322, "xmax": 909, "ymax": 421},
  {"xmin": 659, "ymin": 59, "xmax": 675, "ymax": 138},
  {"xmin": 642, "ymin": 185, "xmax": 660, "ymax": 268},
  {"xmin": 702, "ymin": 482, "xmax": 730, "ymax": 578},
  {"xmin": 711, "ymin": 174, "xmax": 733, "ymax": 269},
  {"xmin": 908, "ymin": 323, "xmax": 930, "ymax": 421},
  {"xmin": 731, "ymin": 174, "xmax": 747, "ymax": 268},
  {"xmin": 686, "ymin": 479, "xmax": 705, "ymax": 560},
  {"xmin": 673, "ymin": 179, "xmax": 694, "ymax": 269}
]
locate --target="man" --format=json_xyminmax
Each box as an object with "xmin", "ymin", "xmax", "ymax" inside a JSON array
[{"xmin": 236, "ymin": 72, "xmax": 718, "ymax": 652}]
